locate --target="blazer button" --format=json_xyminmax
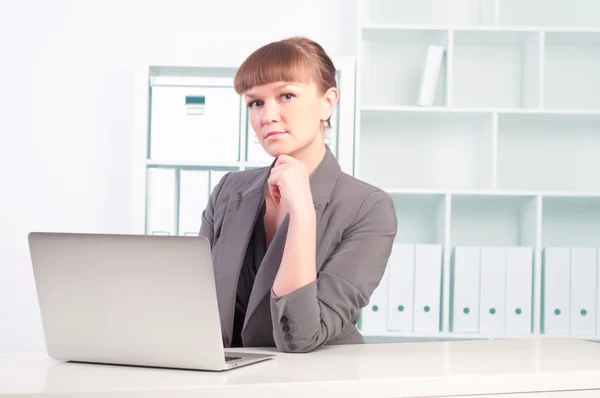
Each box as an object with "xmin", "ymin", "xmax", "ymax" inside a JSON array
[
  {"xmin": 284, "ymin": 333, "xmax": 293, "ymax": 342},
  {"xmin": 288, "ymin": 343, "xmax": 297, "ymax": 351},
  {"xmin": 282, "ymin": 324, "xmax": 290, "ymax": 332},
  {"xmin": 280, "ymin": 315, "xmax": 289, "ymax": 323}
]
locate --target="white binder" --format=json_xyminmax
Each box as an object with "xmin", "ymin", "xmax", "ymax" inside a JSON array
[
  {"xmin": 505, "ymin": 247, "xmax": 533, "ymax": 335},
  {"xmin": 451, "ymin": 246, "xmax": 480, "ymax": 333},
  {"xmin": 178, "ymin": 170, "xmax": 210, "ymax": 236},
  {"xmin": 417, "ymin": 45, "xmax": 445, "ymax": 106},
  {"xmin": 570, "ymin": 247, "xmax": 597, "ymax": 336},
  {"xmin": 150, "ymin": 84, "xmax": 241, "ymax": 163},
  {"xmin": 146, "ymin": 168, "xmax": 177, "ymax": 236},
  {"xmin": 479, "ymin": 246, "xmax": 507, "ymax": 334},
  {"xmin": 387, "ymin": 243, "xmax": 416, "ymax": 332},
  {"xmin": 543, "ymin": 247, "xmax": 571, "ymax": 335},
  {"xmin": 361, "ymin": 264, "xmax": 389, "ymax": 332},
  {"xmin": 412, "ymin": 244, "xmax": 443, "ymax": 332}
]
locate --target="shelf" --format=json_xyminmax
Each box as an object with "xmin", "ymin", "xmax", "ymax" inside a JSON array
[
  {"xmin": 362, "ymin": 25, "xmax": 600, "ymax": 34},
  {"xmin": 390, "ymin": 193, "xmax": 447, "ymax": 245},
  {"xmin": 359, "ymin": 28, "xmax": 449, "ymax": 107},
  {"xmin": 146, "ymin": 160, "xmax": 242, "ymax": 169},
  {"xmin": 498, "ymin": 0, "xmax": 600, "ymax": 28},
  {"xmin": 361, "ymin": 106, "xmax": 600, "ymax": 116},
  {"xmin": 543, "ymin": 31, "xmax": 600, "ymax": 110},
  {"xmin": 542, "ymin": 196, "xmax": 600, "ymax": 247},
  {"xmin": 360, "ymin": 331, "xmax": 600, "ymax": 341},
  {"xmin": 359, "ymin": 0, "xmax": 496, "ymax": 26},
  {"xmin": 382, "ymin": 188, "xmax": 600, "ymax": 198},
  {"xmin": 358, "ymin": 110, "xmax": 493, "ymax": 190},
  {"xmin": 496, "ymin": 113, "xmax": 600, "ymax": 192},
  {"xmin": 450, "ymin": 194, "xmax": 538, "ymax": 247},
  {"xmin": 451, "ymin": 30, "xmax": 542, "ymax": 108}
]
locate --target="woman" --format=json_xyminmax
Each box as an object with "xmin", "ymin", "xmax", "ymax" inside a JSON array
[{"xmin": 199, "ymin": 37, "xmax": 397, "ymax": 353}]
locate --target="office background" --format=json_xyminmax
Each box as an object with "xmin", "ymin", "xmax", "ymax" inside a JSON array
[
  {"xmin": 0, "ymin": 0, "xmax": 356, "ymax": 354},
  {"xmin": 2, "ymin": 0, "xmax": 600, "ymax": 354}
]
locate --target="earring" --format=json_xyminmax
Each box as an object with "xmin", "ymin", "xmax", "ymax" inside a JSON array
[{"xmin": 322, "ymin": 120, "xmax": 330, "ymax": 128}]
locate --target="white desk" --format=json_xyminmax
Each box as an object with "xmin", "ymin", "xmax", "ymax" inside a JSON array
[{"xmin": 2, "ymin": 338, "xmax": 600, "ymax": 397}]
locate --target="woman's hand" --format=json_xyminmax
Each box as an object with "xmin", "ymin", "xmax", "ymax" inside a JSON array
[{"xmin": 268, "ymin": 155, "xmax": 315, "ymax": 216}]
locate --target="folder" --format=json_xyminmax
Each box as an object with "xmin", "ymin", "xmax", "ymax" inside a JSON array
[
  {"xmin": 505, "ymin": 247, "xmax": 533, "ymax": 334},
  {"xmin": 451, "ymin": 246, "xmax": 480, "ymax": 333},
  {"xmin": 146, "ymin": 168, "xmax": 177, "ymax": 236},
  {"xmin": 178, "ymin": 170, "xmax": 210, "ymax": 236},
  {"xmin": 361, "ymin": 263, "xmax": 389, "ymax": 332},
  {"xmin": 570, "ymin": 248, "xmax": 597, "ymax": 336},
  {"xmin": 542, "ymin": 247, "xmax": 571, "ymax": 335},
  {"xmin": 387, "ymin": 244, "xmax": 416, "ymax": 332},
  {"xmin": 413, "ymin": 244, "xmax": 443, "ymax": 332},
  {"xmin": 479, "ymin": 246, "xmax": 507, "ymax": 334}
]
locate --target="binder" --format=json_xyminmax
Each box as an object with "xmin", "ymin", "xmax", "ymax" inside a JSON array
[
  {"xmin": 146, "ymin": 168, "xmax": 177, "ymax": 236},
  {"xmin": 570, "ymin": 248, "xmax": 597, "ymax": 336},
  {"xmin": 412, "ymin": 244, "xmax": 443, "ymax": 332},
  {"xmin": 505, "ymin": 247, "xmax": 533, "ymax": 334},
  {"xmin": 361, "ymin": 263, "xmax": 389, "ymax": 332},
  {"xmin": 150, "ymin": 85, "xmax": 241, "ymax": 163},
  {"xmin": 417, "ymin": 45, "xmax": 445, "ymax": 106},
  {"xmin": 479, "ymin": 246, "xmax": 507, "ymax": 334},
  {"xmin": 387, "ymin": 244, "xmax": 416, "ymax": 332},
  {"xmin": 542, "ymin": 247, "xmax": 571, "ymax": 335},
  {"xmin": 178, "ymin": 170, "xmax": 210, "ymax": 236},
  {"xmin": 450, "ymin": 246, "xmax": 480, "ymax": 333}
]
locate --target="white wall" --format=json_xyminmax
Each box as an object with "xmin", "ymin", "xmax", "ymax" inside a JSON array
[{"xmin": 0, "ymin": 0, "xmax": 357, "ymax": 353}]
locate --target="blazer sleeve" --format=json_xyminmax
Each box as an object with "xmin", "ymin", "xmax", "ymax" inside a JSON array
[
  {"xmin": 269, "ymin": 190, "xmax": 398, "ymax": 353},
  {"xmin": 198, "ymin": 172, "xmax": 230, "ymax": 246}
]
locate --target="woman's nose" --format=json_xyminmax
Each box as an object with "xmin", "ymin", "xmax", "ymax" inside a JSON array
[{"xmin": 260, "ymin": 102, "xmax": 280, "ymax": 125}]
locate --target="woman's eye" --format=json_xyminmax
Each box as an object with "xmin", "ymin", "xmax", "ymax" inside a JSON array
[
  {"xmin": 281, "ymin": 93, "xmax": 294, "ymax": 100},
  {"xmin": 247, "ymin": 100, "xmax": 262, "ymax": 108}
]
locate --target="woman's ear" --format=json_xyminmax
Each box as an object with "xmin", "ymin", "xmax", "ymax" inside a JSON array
[{"xmin": 322, "ymin": 87, "xmax": 339, "ymax": 120}]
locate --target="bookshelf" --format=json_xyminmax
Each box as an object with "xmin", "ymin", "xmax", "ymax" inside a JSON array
[{"xmin": 355, "ymin": 0, "xmax": 600, "ymax": 342}]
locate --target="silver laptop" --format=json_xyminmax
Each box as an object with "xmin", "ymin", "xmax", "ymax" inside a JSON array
[{"xmin": 27, "ymin": 232, "xmax": 275, "ymax": 371}]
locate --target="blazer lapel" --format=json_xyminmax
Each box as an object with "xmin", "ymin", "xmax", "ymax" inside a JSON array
[
  {"xmin": 243, "ymin": 213, "xmax": 289, "ymax": 332},
  {"xmin": 242, "ymin": 146, "xmax": 342, "ymax": 334},
  {"xmin": 213, "ymin": 168, "xmax": 269, "ymax": 348}
]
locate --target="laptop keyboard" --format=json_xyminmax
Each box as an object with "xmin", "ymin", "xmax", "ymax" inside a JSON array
[{"xmin": 225, "ymin": 356, "xmax": 242, "ymax": 361}]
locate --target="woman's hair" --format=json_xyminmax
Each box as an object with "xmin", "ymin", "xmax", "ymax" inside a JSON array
[{"xmin": 234, "ymin": 36, "xmax": 337, "ymax": 127}]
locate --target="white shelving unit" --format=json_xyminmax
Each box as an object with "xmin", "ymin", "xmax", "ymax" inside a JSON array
[{"xmin": 355, "ymin": 0, "xmax": 600, "ymax": 342}]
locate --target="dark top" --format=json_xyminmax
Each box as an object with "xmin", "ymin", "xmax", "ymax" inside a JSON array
[{"xmin": 231, "ymin": 200, "xmax": 267, "ymax": 347}]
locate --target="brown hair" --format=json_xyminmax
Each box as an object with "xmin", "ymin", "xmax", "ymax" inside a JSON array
[{"xmin": 234, "ymin": 36, "xmax": 337, "ymax": 127}]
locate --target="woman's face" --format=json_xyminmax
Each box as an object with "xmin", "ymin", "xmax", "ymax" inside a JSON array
[{"xmin": 244, "ymin": 80, "xmax": 337, "ymax": 159}]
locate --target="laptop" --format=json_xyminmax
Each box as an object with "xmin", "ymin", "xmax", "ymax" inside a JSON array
[{"xmin": 27, "ymin": 231, "xmax": 275, "ymax": 371}]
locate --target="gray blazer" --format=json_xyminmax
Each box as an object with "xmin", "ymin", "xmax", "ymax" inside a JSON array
[{"xmin": 199, "ymin": 146, "xmax": 397, "ymax": 353}]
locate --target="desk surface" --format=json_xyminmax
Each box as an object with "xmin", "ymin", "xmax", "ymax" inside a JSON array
[{"xmin": 2, "ymin": 338, "xmax": 600, "ymax": 397}]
